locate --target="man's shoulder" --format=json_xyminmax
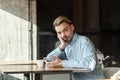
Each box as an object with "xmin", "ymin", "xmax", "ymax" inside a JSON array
[
  {"xmin": 75, "ymin": 33, "xmax": 92, "ymax": 44},
  {"xmin": 76, "ymin": 33, "xmax": 89, "ymax": 40}
]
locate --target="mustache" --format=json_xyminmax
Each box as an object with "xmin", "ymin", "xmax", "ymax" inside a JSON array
[{"xmin": 62, "ymin": 36, "xmax": 68, "ymax": 39}]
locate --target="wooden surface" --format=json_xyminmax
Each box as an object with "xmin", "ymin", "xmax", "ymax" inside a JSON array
[
  {"xmin": 0, "ymin": 60, "xmax": 110, "ymax": 80},
  {"xmin": 0, "ymin": 64, "xmax": 90, "ymax": 74},
  {"xmin": 0, "ymin": 60, "xmax": 89, "ymax": 73},
  {"xmin": 0, "ymin": 60, "xmax": 36, "ymax": 65}
]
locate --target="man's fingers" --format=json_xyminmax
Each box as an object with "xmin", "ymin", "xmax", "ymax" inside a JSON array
[{"xmin": 51, "ymin": 55, "xmax": 58, "ymax": 60}]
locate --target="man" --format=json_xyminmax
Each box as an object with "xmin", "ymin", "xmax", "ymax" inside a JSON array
[{"xmin": 45, "ymin": 15, "xmax": 104, "ymax": 80}]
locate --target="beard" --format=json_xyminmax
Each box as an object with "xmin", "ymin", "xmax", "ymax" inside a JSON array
[{"xmin": 62, "ymin": 36, "xmax": 70, "ymax": 42}]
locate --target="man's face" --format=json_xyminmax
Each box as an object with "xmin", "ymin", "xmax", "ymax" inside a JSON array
[{"xmin": 55, "ymin": 22, "xmax": 74, "ymax": 42}]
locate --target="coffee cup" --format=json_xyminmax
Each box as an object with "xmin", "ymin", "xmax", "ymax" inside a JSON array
[{"xmin": 36, "ymin": 60, "xmax": 44, "ymax": 68}]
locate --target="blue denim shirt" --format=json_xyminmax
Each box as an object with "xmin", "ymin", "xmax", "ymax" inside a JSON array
[{"xmin": 47, "ymin": 33, "xmax": 104, "ymax": 80}]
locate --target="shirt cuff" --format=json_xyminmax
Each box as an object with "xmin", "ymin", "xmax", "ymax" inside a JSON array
[
  {"xmin": 56, "ymin": 47, "xmax": 64, "ymax": 54},
  {"xmin": 62, "ymin": 60, "xmax": 69, "ymax": 67}
]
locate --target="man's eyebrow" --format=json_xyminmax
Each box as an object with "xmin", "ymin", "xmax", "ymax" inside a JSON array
[
  {"xmin": 64, "ymin": 26, "xmax": 69, "ymax": 30},
  {"xmin": 62, "ymin": 27, "xmax": 68, "ymax": 32},
  {"xmin": 61, "ymin": 27, "xmax": 67, "ymax": 31}
]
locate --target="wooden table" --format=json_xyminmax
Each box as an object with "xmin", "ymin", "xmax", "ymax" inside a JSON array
[
  {"xmin": 0, "ymin": 64, "xmax": 73, "ymax": 80},
  {"xmin": 0, "ymin": 60, "xmax": 90, "ymax": 80},
  {"xmin": 0, "ymin": 60, "xmax": 89, "ymax": 73}
]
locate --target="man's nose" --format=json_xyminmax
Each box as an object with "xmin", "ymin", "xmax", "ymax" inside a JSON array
[{"xmin": 61, "ymin": 32, "xmax": 65, "ymax": 37}]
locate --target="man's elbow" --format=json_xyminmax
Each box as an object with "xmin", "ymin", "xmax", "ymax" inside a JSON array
[{"xmin": 88, "ymin": 61, "xmax": 96, "ymax": 71}]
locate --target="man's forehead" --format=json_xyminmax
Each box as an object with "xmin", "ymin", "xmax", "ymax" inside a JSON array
[
  {"xmin": 55, "ymin": 24, "xmax": 69, "ymax": 32},
  {"xmin": 55, "ymin": 27, "xmax": 65, "ymax": 33}
]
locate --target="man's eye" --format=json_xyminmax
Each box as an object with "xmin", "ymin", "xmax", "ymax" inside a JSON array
[
  {"xmin": 57, "ymin": 32, "xmax": 61, "ymax": 34},
  {"xmin": 65, "ymin": 29, "xmax": 68, "ymax": 32}
]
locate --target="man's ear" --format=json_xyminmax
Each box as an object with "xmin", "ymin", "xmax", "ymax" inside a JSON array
[{"xmin": 71, "ymin": 24, "xmax": 75, "ymax": 31}]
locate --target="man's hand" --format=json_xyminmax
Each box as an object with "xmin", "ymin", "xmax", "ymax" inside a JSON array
[
  {"xmin": 46, "ymin": 56, "xmax": 63, "ymax": 68},
  {"xmin": 58, "ymin": 36, "xmax": 68, "ymax": 51}
]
